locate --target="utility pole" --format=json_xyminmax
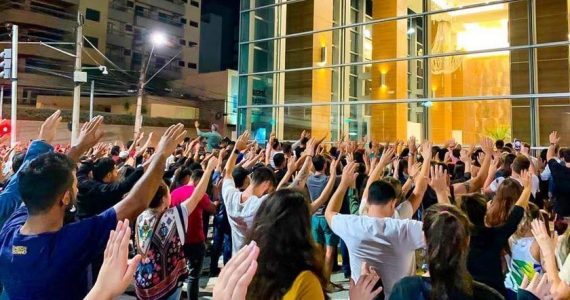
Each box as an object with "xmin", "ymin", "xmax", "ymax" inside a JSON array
[
  {"xmin": 89, "ymin": 80, "xmax": 94, "ymax": 120},
  {"xmin": 134, "ymin": 52, "xmax": 148, "ymax": 136},
  {"xmin": 71, "ymin": 13, "xmax": 85, "ymax": 145},
  {"xmin": 10, "ymin": 25, "xmax": 18, "ymax": 147}
]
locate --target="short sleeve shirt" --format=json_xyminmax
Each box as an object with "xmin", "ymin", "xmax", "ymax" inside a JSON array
[
  {"xmin": 222, "ymin": 178, "xmax": 268, "ymax": 254},
  {"xmin": 170, "ymin": 185, "xmax": 212, "ymax": 244},
  {"xmin": 330, "ymin": 213, "xmax": 424, "ymax": 299},
  {"xmin": 0, "ymin": 206, "xmax": 117, "ymax": 300}
]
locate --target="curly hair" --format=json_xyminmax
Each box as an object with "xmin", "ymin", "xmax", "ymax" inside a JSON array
[{"xmin": 245, "ymin": 189, "xmax": 328, "ymax": 300}]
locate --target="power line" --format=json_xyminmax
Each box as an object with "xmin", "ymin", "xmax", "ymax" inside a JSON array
[{"xmin": 82, "ymin": 36, "xmax": 133, "ymax": 78}]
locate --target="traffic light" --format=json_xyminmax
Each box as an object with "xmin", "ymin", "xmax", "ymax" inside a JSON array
[
  {"xmin": 0, "ymin": 120, "xmax": 11, "ymax": 137},
  {"xmin": 0, "ymin": 49, "xmax": 12, "ymax": 79}
]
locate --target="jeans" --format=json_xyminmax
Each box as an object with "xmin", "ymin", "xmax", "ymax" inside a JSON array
[
  {"xmin": 183, "ymin": 243, "xmax": 206, "ymax": 300},
  {"xmin": 210, "ymin": 219, "xmax": 232, "ymax": 272},
  {"xmin": 166, "ymin": 287, "xmax": 182, "ymax": 300},
  {"xmin": 340, "ymin": 239, "xmax": 350, "ymax": 278}
]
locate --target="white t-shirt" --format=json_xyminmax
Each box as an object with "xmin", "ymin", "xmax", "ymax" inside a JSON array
[
  {"xmin": 222, "ymin": 178, "xmax": 268, "ymax": 254},
  {"xmin": 489, "ymin": 175, "xmax": 539, "ymax": 197},
  {"xmin": 330, "ymin": 202, "xmax": 424, "ymax": 299}
]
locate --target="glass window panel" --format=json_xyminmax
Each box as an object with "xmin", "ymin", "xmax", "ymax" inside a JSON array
[
  {"xmin": 536, "ymin": 46, "xmax": 570, "ymax": 94},
  {"xmin": 538, "ymin": 98, "xmax": 570, "ymax": 146},
  {"xmin": 429, "ymin": 51, "xmax": 529, "ymax": 98}
]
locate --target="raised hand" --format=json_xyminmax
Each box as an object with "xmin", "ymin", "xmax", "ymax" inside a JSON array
[
  {"xmin": 156, "ymin": 123, "xmax": 186, "ymax": 157},
  {"xmin": 235, "ymin": 131, "xmax": 250, "ymax": 152},
  {"xmin": 349, "ymin": 263, "xmax": 383, "ymax": 300},
  {"xmin": 407, "ymin": 136, "xmax": 417, "ymax": 154},
  {"xmin": 287, "ymin": 157, "xmax": 297, "ymax": 172},
  {"xmin": 480, "ymin": 137, "xmax": 494, "ymax": 154},
  {"xmin": 520, "ymin": 274, "xmax": 552, "ymax": 300},
  {"xmin": 531, "ymin": 220, "xmax": 556, "ymax": 257},
  {"xmin": 378, "ymin": 146, "xmax": 396, "ymax": 168},
  {"xmin": 194, "ymin": 120, "xmax": 200, "ymax": 128},
  {"xmin": 520, "ymin": 169, "xmax": 532, "ymax": 190},
  {"xmin": 89, "ymin": 219, "xmax": 141, "ymax": 300},
  {"xmin": 550, "ymin": 131, "xmax": 560, "ymax": 145},
  {"xmin": 421, "ymin": 141, "xmax": 433, "ymax": 161},
  {"xmin": 340, "ymin": 161, "xmax": 358, "ymax": 187},
  {"xmin": 213, "ymin": 242, "xmax": 260, "ymax": 300},
  {"xmin": 329, "ymin": 158, "xmax": 339, "ymax": 176},
  {"xmin": 75, "ymin": 115, "xmax": 105, "ymax": 150},
  {"xmin": 38, "ymin": 110, "xmax": 62, "ymax": 144},
  {"xmin": 207, "ymin": 157, "xmax": 219, "ymax": 172},
  {"xmin": 429, "ymin": 165, "xmax": 448, "ymax": 194}
]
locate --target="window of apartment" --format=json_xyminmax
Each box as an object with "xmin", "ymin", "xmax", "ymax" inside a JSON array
[
  {"xmin": 180, "ymin": 18, "xmax": 187, "ymax": 25},
  {"xmin": 188, "ymin": 41, "xmax": 198, "ymax": 47},
  {"xmin": 189, "ymin": 21, "xmax": 199, "ymax": 28},
  {"xmin": 127, "ymin": 1, "xmax": 134, "ymax": 8},
  {"xmin": 191, "ymin": 1, "xmax": 200, "ymax": 7},
  {"xmin": 179, "ymin": 39, "xmax": 186, "ymax": 46},
  {"xmin": 187, "ymin": 62, "xmax": 197, "ymax": 69},
  {"xmin": 125, "ymin": 24, "xmax": 133, "ymax": 32},
  {"xmin": 85, "ymin": 36, "xmax": 99, "ymax": 48},
  {"xmin": 178, "ymin": 60, "xmax": 185, "ymax": 67},
  {"xmin": 123, "ymin": 49, "xmax": 131, "ymax": 56},
  {"xmin": 85, "ymin": 8, "xmax": 100, "ymax": 22}
]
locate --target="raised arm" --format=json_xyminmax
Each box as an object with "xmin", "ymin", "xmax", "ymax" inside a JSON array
[
  {"xmin": 182, "ymin": 157, "xmax": 218, "ymax": 213},
  {"xmin": 360, "ymin": 146, "xmax": 395, "ymax": 214},
  {"xmin": 223, "ymin": 131, "xmax": 250, "ymax": 180},
  {"xmin": 407, "ymin": 142, "xmax": 433, "ymax": 212},
  {"xmin": 515, "ymin": 170, "xmax": 532, "ymax": 209},
  {"xmin": 325, "ymin": 162, "xmax": 357, "ymax": 225},
  {"xmin": 288, "ymin": 137, "xmax": 321, "ymax": 189},
  {"xmin": 548, "ymin": 131, "xmax": 560, "ymax": 162},
  {"xmin": 429, "ymin": 165, "xmax": 451, "ymax": 204},
  {"xmin": 67, "ymin": 116, "xmax": 106, "ymax": 163},
  {"xmin": 114, "ymin": 124, "xmax": 186, "ymax": 222},
  {"xmin": 276, "ymin": 157, "xmax": 297, "ymax": 190},
  {"xmin": 453, "ymin": 137, "xmax": 493, "ymax": 195},
  {"xmin": 310, "ymin": 159, "xmax": 338, "ymax": 215}
]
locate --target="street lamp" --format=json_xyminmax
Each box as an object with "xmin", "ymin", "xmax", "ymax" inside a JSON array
[{"xmin": 134, "ymin": 31, "xmax": 167, "ymax": 136}]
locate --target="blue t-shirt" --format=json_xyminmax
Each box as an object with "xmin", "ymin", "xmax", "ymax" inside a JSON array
[{"xmin": 0, "ymin": 206, "xmax": 117, "ymax": 300}]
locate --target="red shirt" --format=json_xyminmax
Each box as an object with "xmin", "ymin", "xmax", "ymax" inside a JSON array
[{"xmin": 170, "ymin": 185, "xmax": 211, "ymax": 244}]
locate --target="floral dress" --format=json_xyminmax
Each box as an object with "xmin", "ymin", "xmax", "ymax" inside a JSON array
[{"xmin": 135, "ymin": 205, "xmax": 189, "ymax": 300}]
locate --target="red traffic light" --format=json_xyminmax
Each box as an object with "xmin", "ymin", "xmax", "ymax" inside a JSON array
[{"xmin": 0, "ymin": 120, "xmax": 11, "ymax": 137}]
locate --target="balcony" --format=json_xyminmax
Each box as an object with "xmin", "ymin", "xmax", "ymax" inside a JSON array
[
  {"xmin": 108, "ymin": 1, "xmax": 132, "ymax": 22},
  {"xmin": 134, "ymin": 10, "xmax": 183, "ymax": 37},
  {"xmin": 0, "ymin": 3, "xmax": 76, "ymax": 32},
  {"xmin": 136, "ymin": 0, "xmax": 184, "ymax": 14},
  {"xmin": 148, "ymin": 64, "xmax": 182, "ymax": 81},
  {"xmin": 106, "ymin": 29, "xmax": 133, "ymax": 49}
]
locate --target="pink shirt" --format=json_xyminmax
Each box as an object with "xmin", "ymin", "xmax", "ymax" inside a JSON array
[{"xmin": 170, "ymin": 185, "xmax": 211, "ymax": 244}]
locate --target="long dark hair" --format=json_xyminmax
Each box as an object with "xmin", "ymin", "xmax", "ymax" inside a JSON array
[
  {"xmin": 245, "ymin": 189, "xmax": 327, "ymax": 300},
  {"xmin": 424, "ymin": 204, "xmax": 473, "ymax": 300},
  {"xmin": 485, "ymin": 178, "xmax": 522, "ymax": 227}
]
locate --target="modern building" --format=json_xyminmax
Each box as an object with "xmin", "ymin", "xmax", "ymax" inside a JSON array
[
  {"xmin": 238, "ymin": 0, "xmax": 570, "ymax": 147},
  {"xmin": 0, "ymin": 0, "xmax": 202, "ymax": 107},
  {"xmin": 199, "ymin": 0, "xmax": 239, "ymax": 72}
]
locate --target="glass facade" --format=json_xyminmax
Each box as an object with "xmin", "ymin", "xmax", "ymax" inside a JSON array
[{"xmin": 238, "ymin": 0, "xmax": 570, "ymax": 146}]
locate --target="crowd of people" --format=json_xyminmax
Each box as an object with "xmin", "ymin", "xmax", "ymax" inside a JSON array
[{"xmin": 0, "ymin": 110, "xmax": 569, "ymax": 300}]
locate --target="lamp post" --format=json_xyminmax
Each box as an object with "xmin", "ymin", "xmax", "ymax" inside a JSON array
[{"xmin": 134, "ymin": 32, "xmax": 166, "ymax": 136}]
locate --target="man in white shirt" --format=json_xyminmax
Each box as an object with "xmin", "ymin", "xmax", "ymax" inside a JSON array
[
  {"xmin": 221, "ymin": 131, "xmax": 277, "ymax": 254},
  {"xmin": 325, "ymin": 142, "xmax": 434, "ymax": 299}
]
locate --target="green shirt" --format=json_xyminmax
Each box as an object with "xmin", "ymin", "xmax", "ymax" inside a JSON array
[{"xmin": 198, "ymin": 130, "xmax": 222, "ymax": 152}]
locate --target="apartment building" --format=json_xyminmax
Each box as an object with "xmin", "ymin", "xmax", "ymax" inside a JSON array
[{"xmin": 0, "ymin": 0, "xmax": 201, "ymax": 104}]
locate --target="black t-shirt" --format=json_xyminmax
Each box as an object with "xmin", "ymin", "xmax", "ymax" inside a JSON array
[
  {"xmin": 467, "ymin": 205, "xmax": 525, "ymax": 296},
  {"xmin": 390, "ymin": 276, "xmax": 504, "ymax": 300},
  {"xmin": 548, "ymin": 159, "xmax": 570, "ymax": 216}
]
